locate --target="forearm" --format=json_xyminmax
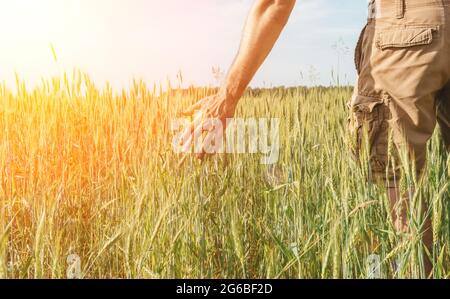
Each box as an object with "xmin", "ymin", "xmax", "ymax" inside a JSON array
[{"xmin": 220, "ymin": 0, "xmax": 296, "ymax": 104}]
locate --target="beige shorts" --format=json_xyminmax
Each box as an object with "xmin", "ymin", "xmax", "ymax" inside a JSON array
[{"xmin": 350, "ymin": 0, "xmax": 450, "ymax": 186}]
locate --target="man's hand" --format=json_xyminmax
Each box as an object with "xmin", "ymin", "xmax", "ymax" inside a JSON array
[
  {"xmin": 178, "ymin": 91, "xmax": 238, "ymax": 160},
  {"xmin": 177, "ymin": 0, "xmax": 295, "ymax": 161}
]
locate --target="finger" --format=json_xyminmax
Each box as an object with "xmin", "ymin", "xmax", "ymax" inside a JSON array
[
  {"xmin": 180, "ymin": 118, "xmax": 204, "ymax": 153},
  {"xmin": 178, "ymin": 100, "xmax": 204, "ymax": 117},
  {"xmin": 179, "ymin": 124, "xmax": 194, "ymax": 152},
  {"xmin": 199, "ymin": 119, "xmax": 224, "ymax": 161},
  {"xmin": 179, "ymin": 111, "xmax": 213, "ymax": 160},
  {"xmin": 184, "ymin": 115, "xmax": 212, "ymax": 157},
  {"xmin": 179, "ymin": 111, "xmax": 204, "ymax": 146},
  {"xmin": 196, "ymin": 152, "xmax": 206, "ymax": 161}
]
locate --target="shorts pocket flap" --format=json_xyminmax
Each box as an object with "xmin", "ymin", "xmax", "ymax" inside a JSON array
[
  {"xmin": 376, "ymin": 27, "xmax": 434, "ymax": 50},
  {"xmin": 350, "ymin": 94, "xmax": 384, "ymax": 113}
]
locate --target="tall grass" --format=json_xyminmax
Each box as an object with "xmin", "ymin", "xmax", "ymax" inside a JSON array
[{"xmin": 0, "ymin": 72, "xmax": 449, "ymax": 278}]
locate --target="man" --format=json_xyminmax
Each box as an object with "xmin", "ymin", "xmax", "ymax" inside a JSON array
[{"xmin": 181, "ymin": 0, "xmax": 448, "ymax": 278}]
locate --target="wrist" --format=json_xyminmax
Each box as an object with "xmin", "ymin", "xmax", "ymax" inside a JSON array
[{"xmin": 219, "ymin": 86, "xmax": 242, "ymax": 107}]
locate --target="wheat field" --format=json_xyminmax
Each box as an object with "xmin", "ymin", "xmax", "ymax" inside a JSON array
[{"xmin": 0, "ymin": 71, "xmax": 449, "ymax": 279}]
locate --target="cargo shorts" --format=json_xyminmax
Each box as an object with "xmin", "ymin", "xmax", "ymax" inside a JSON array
[{"xmin": 349, "ymin": 0, "xmax": 450, "ymax": 187}]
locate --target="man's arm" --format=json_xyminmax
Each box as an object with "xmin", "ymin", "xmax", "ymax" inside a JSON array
[
  {"xmin": 180, "ymin": 0, "xmax": 296, "ymax": 157},
  {"xmin": 221, "ymin": 0, "xmax": 296, "ymax": 104}
]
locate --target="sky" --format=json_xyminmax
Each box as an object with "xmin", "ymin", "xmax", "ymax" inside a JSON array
[{"xmin": 0, "ymin": 0, "xmax": 367, "ymax": 90}]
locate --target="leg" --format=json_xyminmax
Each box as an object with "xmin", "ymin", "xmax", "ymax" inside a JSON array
[
  {"xmin": 422, "ymin": 208, "xmax": 434, "ymax": 278},
  {"xmin": 350, "ymin": 94, "xmax": 435, "ymax": 278},
  {"xmin": 387, "ymin": 185, "xmax": 433, "ymax": 278},
  {"xmin": 437, "ymin": 84, "xmax": 450, "ymax": 152},
  {"xmin": 352, "ymin": 9, "xmax": 446, "ymax": 277},
  {"xmin": 388, "ymin": 187, "xmax": 407, "ymax": 233},
  {"xmin": 388, "ymin": 96, "xmax": 436, "ymax": 278}
]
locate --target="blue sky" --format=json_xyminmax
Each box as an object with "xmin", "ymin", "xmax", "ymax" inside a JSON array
[
  {"xmin": 256, "ymin": 0, "xmax": 367, "ymax": 86},
  {"xmin": 0, "ymin": 0, "xmax": 367, "ymax": 89}
]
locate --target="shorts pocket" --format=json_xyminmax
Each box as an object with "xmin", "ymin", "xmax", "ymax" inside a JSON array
[
  {"xmin": 349, "ymin": 95, "xmax": 391, "ymax": 173},
  {"xmin": 376, "ymin": 27, "xmax": 437, "ymax": 50}
]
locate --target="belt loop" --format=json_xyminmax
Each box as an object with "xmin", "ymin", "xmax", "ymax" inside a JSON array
[{"xmin": 396, "ymin": 0, "xmax": 405, "ymax": 19}]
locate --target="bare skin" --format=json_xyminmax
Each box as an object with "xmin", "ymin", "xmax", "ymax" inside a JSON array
[
  {"xmin": 179, "ymin": 0, "xmax": 433, "ymax": 278},
  {"xmin": 179, "ymin": 0, "xmax": 296, "ymax": 159},
  {"xmin": 389, "ymin": 188, "xmax": 433, "ymax": 278}
]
